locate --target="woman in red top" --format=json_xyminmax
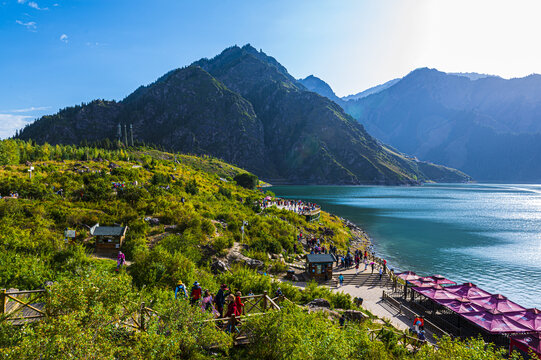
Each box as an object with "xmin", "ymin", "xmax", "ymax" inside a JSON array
[
  {"xmin": 224, "ymin": 294, "xmax": 237, "ymax": 333},
  {"xmin": 224, "ymin": 294, "xmax": 237, "ymax": 317},
  {"xmin": 234, "ymin": 291, "xmax": 244, "ymax": 316}
]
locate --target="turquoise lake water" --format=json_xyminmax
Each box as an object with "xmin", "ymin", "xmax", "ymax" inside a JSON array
[{"xmin": 271, "ymin": 184, "xmax": 541, "ymax": 308}]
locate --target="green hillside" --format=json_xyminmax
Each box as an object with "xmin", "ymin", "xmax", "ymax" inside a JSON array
[{"xmin": 0, "ymin": 140, "xmax": 511, "ymax": 359}]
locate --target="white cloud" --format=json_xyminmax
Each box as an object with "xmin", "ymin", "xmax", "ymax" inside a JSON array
[
  {"xmin": 60, "ymin": 33, "xmax": 68, "ymax": 43},
  {"xmin": 16, "ymin": 19, "xmax": 37, "ymax": 31},
  {"xmin": 9, "ymin": 106, "xmax": 50, "ymax": 113},
  {"xmin": 17, "ymin": 0, "xmax": 48, "ymax": 10},
  {"xmin": 0, "ymin": 114, "xmax": 34, "ymax": 139}
]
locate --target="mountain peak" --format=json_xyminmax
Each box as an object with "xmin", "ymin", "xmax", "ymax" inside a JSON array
[{"xmin": 298, "ymin": 75, "xmax": 341, "ymax": 103}]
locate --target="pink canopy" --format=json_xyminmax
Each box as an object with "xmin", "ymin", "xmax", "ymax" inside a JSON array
[
  {"xmin": 396, "ymin": 271, "xmax": 420, "ymax": 282},
  {"xmin": 409, "ymin": 280, "xmax": 437, "ymax": 287},
  {"xmin": 412, "ymin": 286, "xmax": 460, "ymax": 301},
  {"xmin": 510, "ymin": 332, "xmax": 541, "ymax": 357},
  {"xmin": 470, "ymin": 294, "xmax": 526, "ymax": 313},
  {"xmin": 422, "ymin": 275, "xmax": 456, "ymax": 286},
  {"xmin": 444, "ymin": 283, "xmax": 493, "ymax": 299},
  {"xmin": 505, "ymin": 309, "xmax": 541, "ymax": 332},
  {"xmin": 435, "ymin": 297, "xmax": 488, "ymax": 314},
  {"xmin": 461, "ymin": 309, "xmax": 533, "ymax": 334}
]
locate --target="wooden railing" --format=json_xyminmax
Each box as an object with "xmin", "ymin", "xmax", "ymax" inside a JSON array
[
  {"xmin": 367, "ymin": 327, "xmax": 426, "ymax": 352},
  {"xmin": 381, "ymin": 290, "xmax": 450, "ymax": 339},
  {"xmin": 0, "ymin": 289, "xmax": 47, "ymax": 323},
  {"xmin": 202, "ymin": 291, "xmax": 281, "ymax": 345}
]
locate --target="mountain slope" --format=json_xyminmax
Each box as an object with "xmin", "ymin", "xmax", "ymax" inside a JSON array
[
  {"xmin": 342, "ymin": 78, "xmax": 401, "ymax": 101},
  {"xmin": 17, "ymin": 46, "xmax": 470, "ymax": 185},
  {"xmin": 298, "ymin": 75, "xmax": 343, "ymax": 104},
  {"xmin": 342, "ymin": 68, "xmax": 541, "ymax": 181}
]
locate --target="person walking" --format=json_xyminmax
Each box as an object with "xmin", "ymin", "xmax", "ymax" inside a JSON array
[
  {"xmin": 379, "ymin": 267, "xmax": 383, "ymax": 281},
  {"xmin": 201, "ymin": 290, "xmax": 214, "ymax": 312},
  {"xmin": 224, "ymin": 294, "xmax": 237, "ymax": 333},
  {"xmin": 371, "ymin": 262, "xmax": 375, "ymax": 274},
  {"xmin": 190, "ymin": 281, "xmax": 202, "ymax": 305},
  {"xmin": 338, "ymin": 273, "xmax": 344, "ymax": 287},
  {"xmin": 174, "ymin": 280, "xmax": 187, "ymax": 299},
  {"xmin": 234, "ymin": 291, "xmax": 244, "ymax": 316},
  {"xmin": 214, "ymin": 284, "xmax": 228, "ymax": 317},
  {"xmin": 364, "ymin": 258, "xmax": 368, "ymax": 271},
  {"xmin": 116, "ymin": 251, "xmax": 126, "ymax": 271},
  {"xmin": 355, "ymin": 262, "xmax": 359, "ymax": 275}
]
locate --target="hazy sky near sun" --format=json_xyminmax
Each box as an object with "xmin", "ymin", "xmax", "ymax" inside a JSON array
[{"xmin": 2, "ymin": 0, "xmax": 541, "ymax": 138}]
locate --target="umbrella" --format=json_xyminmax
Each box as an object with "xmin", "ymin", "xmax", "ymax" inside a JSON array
[
  {"xmin": 423, "ymin": 275, "xmax": 456, "ymax": 286},
  {"xmin": 412, "ymin": 286, "xmax": 460, "ymax": 301},
  {"xmin": 470, "ymin": 294, "xmax": 526, "ymax": 313},
  {"xmin": 461, "ymin": 309, "xmax": 532, "ymax": 334},
  {"xmin": 510, "ymin": 332, "xmax": 541, "ymax": 357},
  {"xmin": 505, "ymin": 308, "xmax": 541, "ymax": 332},
  {"xmin": 444, "ymin": 283, "xmax": 492, "ymax": 299},
  {"xmin": 396, "ymin": 271, "xmax": 420, "ymax": 282},
  {"xmin": 435, "ymin": 297, "xmax": 487, "ymax": 314},
  {"xmin": 408, "ymin": 279, "xmax": 437, "ymax": 287}
]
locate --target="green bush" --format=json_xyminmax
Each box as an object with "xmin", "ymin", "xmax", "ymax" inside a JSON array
[
  {"xmin": 233, "ymin": 172, "xmax": 258, "ymax": 189},
  {"xmin": 185, "ymin": 179, "xmax": 198, "ymax": 195}
]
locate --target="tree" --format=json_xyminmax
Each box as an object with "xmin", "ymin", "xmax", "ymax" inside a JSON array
[
  {"xmin": 0, "ymin": 140, "xmax": 20, "ymax": 165},
  {"xmin": 234, "ymin": 172, "xmax": 258, "ymax": 189}
]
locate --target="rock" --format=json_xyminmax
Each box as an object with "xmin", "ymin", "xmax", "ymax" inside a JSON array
[
  {"xmin": 306, "ymin": 298, "xmax": 330, "ymax": 308},
  {"xmin": 108, "ymin": 162, "xmax": 120, "ymax": 169},
  {"xmin": 211, "ymin": 259, "xmax": 229, "ymax": 274},
  {"xmin": 344, "ymin": 310, "xmax": 368, "ymax": 323},
  {"xmin": 306, "ymin": 306, "xmax": 340, "ymax": 319},
  {"xmin": 245, "ymin": 258, "xmax": 264, "ymax": 268}
]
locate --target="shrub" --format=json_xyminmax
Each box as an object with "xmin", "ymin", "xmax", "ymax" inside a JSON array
[
  {"xmin": 185, "ymin": 179, "xmax": 198, "ymax": 195},
  {"xmin": 233, "ymin": 172, "xmax": 258, "ymax": 189}
]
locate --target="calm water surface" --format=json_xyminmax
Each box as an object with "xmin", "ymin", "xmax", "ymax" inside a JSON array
[{"xmin": 271, "ymin": 184, "xmax": 541, "ymax": 308}]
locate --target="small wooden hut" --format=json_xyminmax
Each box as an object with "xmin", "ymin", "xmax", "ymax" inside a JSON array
[
  {"xmin": 306, "ymin": 254, "xmax": 336, "ymax": 280},
  {"xmin": 90, "ymin": 223, "xmax": 128, "ymax": 251}
]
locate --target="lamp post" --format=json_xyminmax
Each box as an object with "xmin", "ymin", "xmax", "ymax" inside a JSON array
[{"xmin": 28, "ymin": 166, "xmax": 34, "ymax": 180}]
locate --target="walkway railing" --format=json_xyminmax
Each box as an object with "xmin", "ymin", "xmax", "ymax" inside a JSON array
[
  {"xmin": 381, "ymin": 290, "xmax": 450, "ymax": 339},
  {"xmin": 367, "ymin": 327, "xmax": 427, "ymax": 352},
  {"xmin": 0, "ymin": 289, "xmax": 47, "ymax": 323}
]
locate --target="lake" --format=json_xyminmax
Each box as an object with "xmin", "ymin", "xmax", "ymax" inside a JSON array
[{"xmin": 271, "ymin": 184, "xmax": 541, "ymax": 308}]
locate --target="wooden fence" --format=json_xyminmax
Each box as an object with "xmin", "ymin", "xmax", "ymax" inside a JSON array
[
  {"xmin": 203, "ymin": 291, "xmax": 282, "ymax": 345},
  {"xmin": 367, "ymin": 327, "xmax": 427, "ymax": 352},
  {"xmin": 0, "ymin": 289, "xmax": 47, "ymax": 324}
]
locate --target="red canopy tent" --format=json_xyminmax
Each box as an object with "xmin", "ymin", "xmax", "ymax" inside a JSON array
[
  {"xmin": 505, "ymin": 309, "xmax": 541, "ymax": 332},
  {"xmin": 435, "ymin": 297, "xmax": 488, "ymax": 314},
  {"xmin": 423, "ymin": 275, "xmax": 456, "ymax": 286},
  {"xmin": 396, "ymin": 271, "xmax": 420, "ymax": 282},
  {"xmin": 408, "ymin": 279, "xmax": 437, "ymax": 287},
  {"xmin": 412, "ymin": 285, "xmax": 460, "ymax": 301},
  {"xmin": 470, "ymin": 294, "xmax": 526, "ymax": 313},
  {"xmin": 461, "ymin": 309, "xmax": 533, "ymax": 334},
  {"xmin": 510, "ymin": 332, "xmax": 541, "ymax": 358},
  {"xmin": 444, "ymin": 283, "xmax": 493, "ymax": 299}
]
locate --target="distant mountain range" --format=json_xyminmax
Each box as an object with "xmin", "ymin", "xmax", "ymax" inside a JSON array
[
  {"xmin": 16, "ymin": 45, "xmax": 469, "ymax": 185},
  {"xmin": 304, "ymin": 68, "xmax": 541, "ymax": 182}
]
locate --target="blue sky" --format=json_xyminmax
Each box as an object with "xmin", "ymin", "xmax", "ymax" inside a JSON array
[{"xmin": 2, "ymin": 0, "xmax": 541, "ymax": 138}]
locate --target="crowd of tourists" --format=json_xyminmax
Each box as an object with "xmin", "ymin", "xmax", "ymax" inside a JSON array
[
  {"xmin": 0, "ymin": 191, "xmax": 20, "ymax": 199},
  {"xmin": 260, "ymin": 198, "xmax": 320, "ymax": 215},
  {"xmin": 174, "ymin": 280, "xmax": 247, "ymax": 332}
]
